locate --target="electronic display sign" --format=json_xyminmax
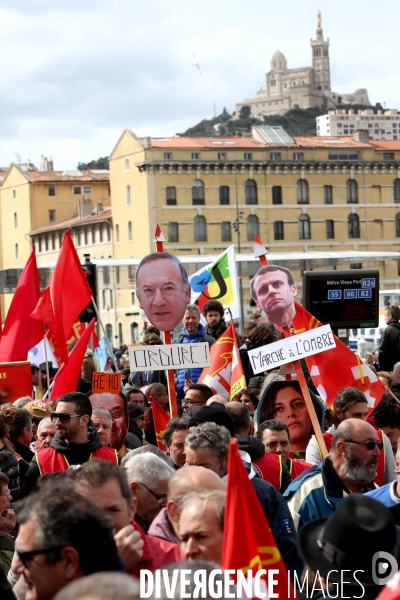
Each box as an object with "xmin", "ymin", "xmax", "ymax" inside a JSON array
[{"xmin": 302, "ymin": 269, "xmax": 379, "ymax": 328}]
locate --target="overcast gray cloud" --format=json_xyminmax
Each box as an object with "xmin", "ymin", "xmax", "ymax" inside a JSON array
[{"xmin": 0, "ymin": 0, "xmax": 399, "ymax": 168}]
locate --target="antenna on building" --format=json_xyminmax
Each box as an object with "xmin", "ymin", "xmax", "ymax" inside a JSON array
[
  {"xmin": 213, "ymin": 102, "xmax": 217, "ymax": 118},
  {"xmin": 14, "ymin": 153, "xmax": 21, "ymax": 164}
]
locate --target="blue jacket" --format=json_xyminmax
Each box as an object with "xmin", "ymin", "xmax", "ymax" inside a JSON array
[
  {"xmin": 284, "ymin": 456, "xmax": 377, "ymax": 531},
  {"xmin": 172, "ymin": 324, "xmax": 214, "ymax": 396}
]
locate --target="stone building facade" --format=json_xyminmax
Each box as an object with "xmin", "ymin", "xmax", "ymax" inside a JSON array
[{"xmin": 235, "ymin": 14, "xmax": 370, "ymax": 118}]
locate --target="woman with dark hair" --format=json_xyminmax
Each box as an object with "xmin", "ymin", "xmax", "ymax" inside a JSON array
[
  {"xmin": 257, "ymin": 375, "xmax": 326, "ymax": 454},
  {"xmin": 0, "ymin": 406, "xmax": 21, "ymax": 503},
  {"xmin": 237, "ymin": 388, "xmax": 259, "ymax": 418},
  {"xmin": 239, "ymin": 323, "xmax": 278, "ymax": 384},
  {"xmin": 305, "ymin": 386, "xmax": 396, "ymax": 486}
]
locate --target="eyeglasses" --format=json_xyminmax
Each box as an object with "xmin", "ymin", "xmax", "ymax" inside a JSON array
[
  {"xmin": 344, "ymin": 440, "xmax": 383, "ymax": 451},
  {"xmin": 139, "ymin": 482, "xmax": 166, "ymax": 504},
  {"xmin": 182, "ymin": 398, "xmax": 204, "ymax": 406},
  {"xmin": 0, "ymin": 489, "xmax": 11, "ymax": 497},
  {"xmin": 184, "ymin": 455, "xmax": 227, "ymax": 470},
  {"xmin": 50, "ymin": 413, "xmax": 81, "ymax": 424},
  {"xmin": 16, "ymin": 545, "xmax": 66, "ymax": 568}
]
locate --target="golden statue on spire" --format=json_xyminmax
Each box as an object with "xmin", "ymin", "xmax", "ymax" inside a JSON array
[{"xmin": 317, "ymin": 10, "xmax": 322, "ymax": 27}]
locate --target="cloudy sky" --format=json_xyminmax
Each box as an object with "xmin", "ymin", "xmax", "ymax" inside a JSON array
[{"xmin": 0, "ymin": 0, "xmax": 399, "ymax": 169}]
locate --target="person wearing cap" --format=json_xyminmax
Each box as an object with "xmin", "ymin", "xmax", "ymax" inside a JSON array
[
  {"xmin": 25, "ymin": 400, "xmax": 53, "ymax": 446},
  {"xmin": 285, "ymin": 419, "xmax": 381, "ymax": 531},
  {"xmin": 297, "ymin": 495, "xmax": 397, "ymax": 599},
  {"xmin": 365, "ymin": 352, "xmax": 375, "ymax": 366},
  {"xmin": 184, "ymin": 421, "xmax": 303, "ymax": 573},
  {"xmin": 126, "ymin": 403, "xmax": 144, "ymax": 449}
]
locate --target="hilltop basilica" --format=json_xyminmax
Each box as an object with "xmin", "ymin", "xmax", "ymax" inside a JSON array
[{"xmin": 234, "ymin": 13, "xmax": 370, "ymax": 118}]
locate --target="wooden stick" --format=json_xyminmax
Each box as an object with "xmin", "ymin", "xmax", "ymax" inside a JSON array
[
  {"xmin": 282, "ymin": 327, "xmax": 328, "ymax": 457},
  {"xmin": 154, "ymin": 224, "xmax": 179, "ymax": 419}
]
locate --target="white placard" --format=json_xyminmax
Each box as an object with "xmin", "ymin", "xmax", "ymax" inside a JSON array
[
  {"xmin": 128, "ymin": 342, "xmax": 210, "ymax": 372},
  {"xmin": 247, "ymin": 324, "xmax": 336, "ymax": 375}
]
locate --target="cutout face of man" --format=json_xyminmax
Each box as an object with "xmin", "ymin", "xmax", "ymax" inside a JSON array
[
  {"xmin": 252, "ymin": 267, "xmax": 297, "ymax": 327},
  {"xmin": 89, "ymin": 393, "xmax": 127, "ymax": 451},
  {"xmin": 136, "ymin": 255, "xmax": 191, "ymax": 332}
]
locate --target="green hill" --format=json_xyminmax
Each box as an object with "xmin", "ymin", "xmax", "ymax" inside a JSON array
[{"xmin": 179, "ymin": 103, "xmax": 386, "ymax": 138}]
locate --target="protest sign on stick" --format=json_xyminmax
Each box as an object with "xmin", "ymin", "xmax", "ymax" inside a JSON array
[
  {"xmin": 143, "ymin": 224, "xmax": 185, "ymax": 418},
  {"xmin": 252, "ymin": 234, "xmax": 328, "ymax": 458}
]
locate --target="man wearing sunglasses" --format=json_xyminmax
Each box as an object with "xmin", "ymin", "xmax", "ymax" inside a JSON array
[
  {"xmin": 285, "ymin": 418, "xmax": 382, "ymax": 531},
  {"xmin": 21, "ymin": 392, "xmax": 119, "ymax": 497}
]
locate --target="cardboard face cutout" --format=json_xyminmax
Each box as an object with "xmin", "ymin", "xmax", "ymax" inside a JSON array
[
  {"xmin": 136, "ymin": 252, "xmax": 191, "ymax": 332},
  {"xmin": 89, "ymin": 391, "xmax": 128, "ymax": 451},
  {"xmin": 251, "ymin": 265, "xmax": 297, "ymax": 328},
  {"xmin": 257, "ymin": 380, "xmax": 323, "ymax": 453}
]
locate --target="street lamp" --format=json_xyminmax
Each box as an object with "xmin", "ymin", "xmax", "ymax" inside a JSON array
[{"xmin": 231, "ymin": 208, "xmax": 245, "ymax": 330}]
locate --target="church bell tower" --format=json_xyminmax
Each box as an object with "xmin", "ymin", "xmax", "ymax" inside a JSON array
[{"xmin": 310, "ymin": 11, "xmax": 331, "ymax": 91}]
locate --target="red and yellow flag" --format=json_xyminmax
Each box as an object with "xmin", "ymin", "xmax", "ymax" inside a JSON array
[
  {"xmin": 198, "ymin": 322, "xmax": 245, "ymax": 399},
  {"xmin": 223, "ymin": 439, "xmax": 295, "ymax": 599},
  {"xmin": 152, "ymin": 399, "xmax": 170, "ymax": 450},
  {"xmin": 292, "ymin": 302, "xmax": 384, "ymax": 409}
]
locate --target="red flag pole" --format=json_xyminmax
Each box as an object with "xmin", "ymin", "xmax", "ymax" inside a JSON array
[
  {"xmin": 254, "ymin": 235, "xmax": 328, "ymax": 458},
  {"xmin": 154, "ymin": 225, "xmax": 179, "ymax": 418}
]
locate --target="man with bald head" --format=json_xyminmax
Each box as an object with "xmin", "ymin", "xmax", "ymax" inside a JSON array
[
  {"xmin": 206, "ymin": 394, "xmax": 228, "ymax": 406},
  {"xmin": 179, "ymin": 491, "xmax": 225, "ymax": 564},
  {"xmin": 285, "ymin": 418, "xmax": 382, "ymax": 530},
  {"xmin": 148, "ymin": 466, "xmax": 225, "ymax": 544}
]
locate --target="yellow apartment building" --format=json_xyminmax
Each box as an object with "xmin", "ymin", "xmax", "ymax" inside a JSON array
[
  {"xmin": 109, "ymin": 127, "xmax": 400, "ymax": 325},
  {"xmin": 0, "ymin": 164, "xmax": 110, "ymax": 316}
]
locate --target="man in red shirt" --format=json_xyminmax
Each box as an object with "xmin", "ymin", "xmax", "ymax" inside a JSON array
[
  {"xmin": 257, "ymin": 419, "xmax": 313, "ymax": 478},
  {"xmin": 72, "ymin": 460, "xmax": 181, "ymax": 576}
]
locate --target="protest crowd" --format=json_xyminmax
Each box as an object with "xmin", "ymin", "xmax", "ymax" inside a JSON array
[{"xmin": 1, "ymin": 235, "xmax": 400, "ymax": 600}]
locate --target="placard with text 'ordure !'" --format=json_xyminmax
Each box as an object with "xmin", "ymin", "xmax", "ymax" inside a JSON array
[
  {"xmin": 135, "ymin": 252, "xmax": 191, "ymax": 332},
  {"xmin": 302, "ymin": 269, "xmax": 379, "ymax": 328},
  {"xmin": 129, "ymin": 342, "xmax": 210, "ymax": 372}
]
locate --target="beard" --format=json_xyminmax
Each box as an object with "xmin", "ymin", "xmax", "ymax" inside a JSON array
[{"xmin": 340, "ymin": 449, "xmax": 377, "ymax": 486}]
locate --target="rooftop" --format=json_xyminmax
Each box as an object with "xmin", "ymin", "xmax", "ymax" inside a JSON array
[
  {"xmin": 149, "ymin": 137, "xmax": 263, "ymax": 149},
  {"xmin": 30, "ymin": 207, "xmax": 111, "ymax": 235}
]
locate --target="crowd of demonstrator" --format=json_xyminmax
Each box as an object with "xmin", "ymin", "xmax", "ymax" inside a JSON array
[{"xmin": 1, "ymin": 300, "xmax": 400, "ymax": 599}]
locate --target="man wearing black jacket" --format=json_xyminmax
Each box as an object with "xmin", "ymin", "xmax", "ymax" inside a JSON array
[
  {"xmin": 378, "ymin": 305, "xmax": 400, "ymax": 372},
  {"xmin": 21, "ymin": 392, "xmax": 119, "ymax": 497}
]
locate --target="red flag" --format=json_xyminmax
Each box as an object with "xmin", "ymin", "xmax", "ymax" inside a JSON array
[
  {"xmin": 198, "ymin": 322, "xmax": 245, "ymax": 399},
  {"xmin": 292, "ymin": 302, "xmax": 384, "ymax": 409},
  {"xmin": 223, "ymin": 439, "xmax": 294, "ymax": 599},
  {"xmin": 30, "ymin": 231, "xmax": 92, "ymax": 365},
  {"xmin": 152, "ymin": 399, "xmax": 170, "ymax": 450},
  {"xmin": 376, "ymin": 571, "xmax": 400, "ymax": 600},
  {"xmin": 50, "ymin": 319, "xmax": 96, "ymax": 400},
  {"xmin": 0, "ymin": 247, "xmax": 44, "ymax": 362}
]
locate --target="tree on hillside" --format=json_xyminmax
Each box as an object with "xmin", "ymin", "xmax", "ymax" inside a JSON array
[{"xmin": 77, "ymin": 157, "xmax": 109, "ymax": 170}]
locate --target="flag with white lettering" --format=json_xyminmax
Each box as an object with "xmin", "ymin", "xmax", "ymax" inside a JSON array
[
  {"xmin": 198, "ymin": 322, "xmax": 245, "ymax": 399},
  {"xmin": 291, "ymin": 302, "xmax": 384, "ymax": 409}
]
